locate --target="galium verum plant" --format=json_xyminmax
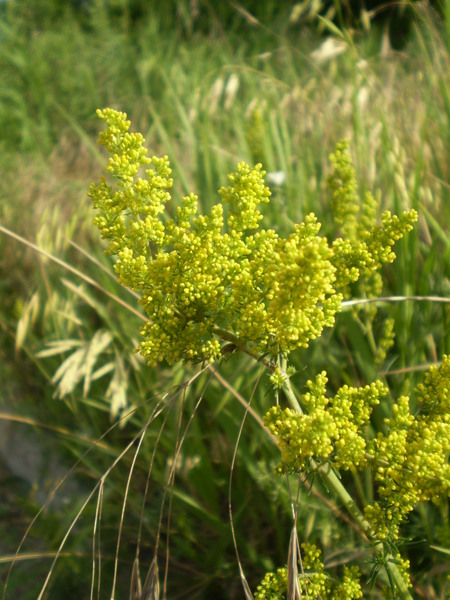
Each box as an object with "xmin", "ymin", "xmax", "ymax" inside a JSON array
[
  {"xmin": 89, "ymin": 108, "xmax": 448, "ymax": 598},
  {"xmin": 89, "ymin": 109, "xmax": 415, "ymax": 365}
]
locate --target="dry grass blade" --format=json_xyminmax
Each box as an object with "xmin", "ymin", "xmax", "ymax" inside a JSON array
[
  {"xmin": 36, "ymin": 479, "xmax": 106, "ymax": 600},
  {"xmin": 129, "ymin": 558, "xmax": 142, "ymax": 600},
  {"xmin": 134, "ymin": 408, "xmax": 172, "ymax": 572},
  {"xmin": 0, "ymin": 412, "xmax": 111, "ymax": 450},
  {"xmin": 228, "ymin": 367, "xmax": 264, "ymax": 600},
  {"xmin": 287, "ymin": 527, "xmax": 302, "ymax": 600},
  {"xmin": 1, "ymin": 396, "xmax": 166, "ymax": 600},
  {"xmin": 228, "ymin": 0, "xmax": 261, "ymax": 27},
  {"xmin": 0, "ymin": 225, "xmax": 146, "ymax": 322},
  {"xmin": 152, "ymin": 366, "xmax": 211, "ymax": 542},
  {"xmin": 31, "ymin": 398, "xmax": 166, "ymax": 600},
  {"xmin": 69, "ymin": 239, "xmax": 140, "ymax": 300},
  {"xmin": 342, "ymin": 295, "xmax": 450, "ymax": 307},
  {"xmin": 0, "ymin": 551, "xmax": 86, "ymax": 564},
  {"xmin": 91, "ymin": 479, "xmax": 104, "ymax": 600},
  {"xmin": 14, "ymin": 291, "xmax": 39, "ymax": 353},
  {"xmin": 140, "ymin": 556, "xmax": 160, "ymax": 600},
  {"xmin": 107, "ymin": 351, "xmax": 129, "ymax": 420},
  {"xmin": 34, "ymin": 415, "xmax": 162, "ymax": 600},
  {"xmin": 161, "ymin": 388, "xmax": 186, "ymax": 599},
  {"xmin": 130, "ymin": 365, "xmax": 212, "ymax": 600},
  {"xmin": 207, "ymin": 365, "xmax": 270, "ymax": 434},
  {"xmin": 240, "ymin": 575, "xmax": 255, "ymax": 600},
  {"xmin": 48, "ymin": 328, "xmax": 112, "ymax": 399},
  {"xmin": 382, "ymin": 362, "xmax": 441, "ymax": 375},
  {"xmin": 156, "ymin": 368, "xmax": 214, "ymax": 596},
  {"xmin": 110, "ymin": 423, "xmax": 152, "ymax": 599}
]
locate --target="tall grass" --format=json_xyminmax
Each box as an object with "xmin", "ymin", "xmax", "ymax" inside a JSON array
[{"xmin": 0, "ymin": 1, "xmax": 448, "ymax": 598}]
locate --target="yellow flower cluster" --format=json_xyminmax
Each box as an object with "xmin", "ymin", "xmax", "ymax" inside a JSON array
[
  {"xmin": 365, "ymin": 355, "xmax": 450, "ymax": 540},
  {"xmin": 90, "ymin": 109, "xmax": 418, "ymax": 367},
  {"xmin": 254, "ymin": 543, "xmax": 362, "ymax": 599},
  {"xmin": 254, "ymin": 567, "xmax": 288, "ymax": 600},
  {"xmin": 264, "ymin": 373, "xmax": 387, "ymax": 473},
  {"xmin": 264, "ymin": 359, "xmax": 449, "ymax": 544},
  {"xmin": 328, "ymin": 140, "xmax": 417, "ymax": 294}
]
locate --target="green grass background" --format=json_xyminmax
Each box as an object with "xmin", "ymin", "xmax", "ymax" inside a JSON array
[{"xmin": 0, "ymin": 1, "xmax": 448, "ymax": 598}]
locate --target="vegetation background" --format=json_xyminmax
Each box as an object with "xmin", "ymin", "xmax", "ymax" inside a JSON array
[{"xmin": 0, "ymin": 0, "xmax": 448, "ymax": 598}]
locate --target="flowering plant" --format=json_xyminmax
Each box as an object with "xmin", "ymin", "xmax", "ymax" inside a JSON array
[{"xmin": 90, "ymin": 108, "xmax": 448, "ymax": 599}]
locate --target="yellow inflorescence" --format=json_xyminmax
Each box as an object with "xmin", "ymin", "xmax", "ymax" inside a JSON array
[
  {"xmin": 365, "ymin": 355, "xmax": 450, "ymax": 540},
  {"xmin": 254, "ymin": 543, "xmax": 362, "ymax": 599},
  {"xmin": 264, "ymin": 374, "xmax": 387, "ymax": 474},
  {"xmin": 90, "ymin": 109, "xmax": 417, "ymax": 367},
  {"xmin": 264, "ymin": 359, "xmax": 449, "ymax": 545}
]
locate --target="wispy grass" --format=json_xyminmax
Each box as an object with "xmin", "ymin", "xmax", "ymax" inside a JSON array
[{"xmin": 0, "ymin": 1, "xmax": 448, "ymax": 598}]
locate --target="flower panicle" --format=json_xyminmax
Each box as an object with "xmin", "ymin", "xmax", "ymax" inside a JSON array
[
  {"xmin": 90, "ymin": 108, "xmax": 417, "ymax": 368},
  {"xmin": 264, "ymin": 375, "xmax": 387, "ymax": 474},
  {"xmin": 265, "ymin": 359, "xmax": 449, "ymax": 544}
]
